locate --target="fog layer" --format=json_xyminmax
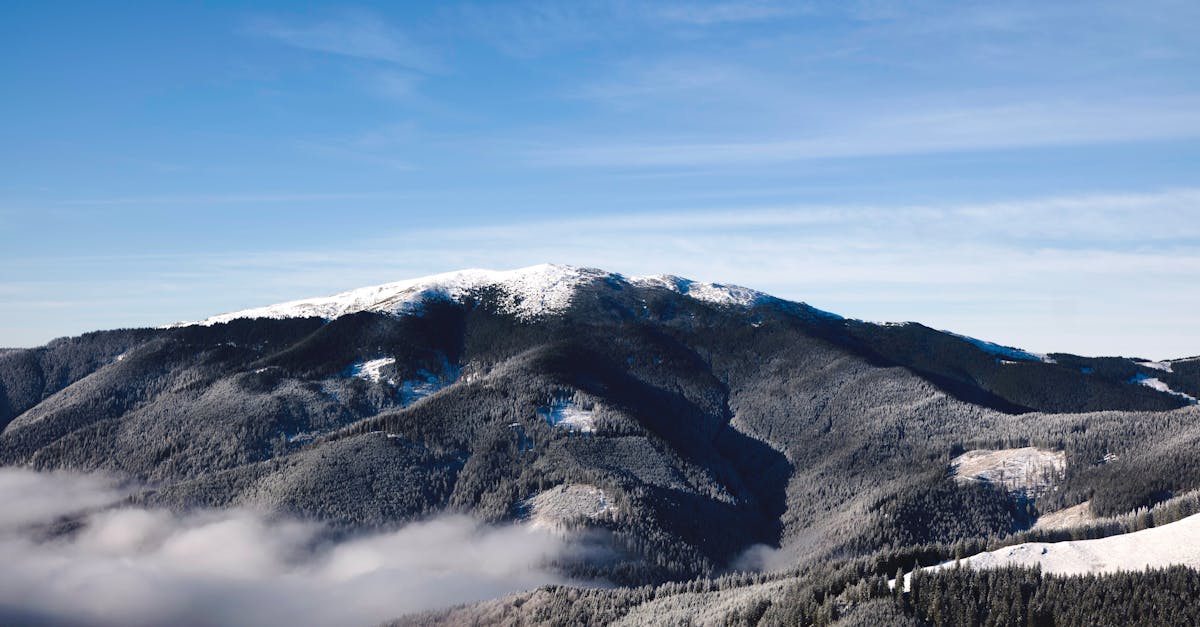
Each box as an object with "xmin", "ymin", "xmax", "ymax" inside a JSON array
[{"xmin": 0, "ymin": 468, "xmax": 582, "ymax": 627}]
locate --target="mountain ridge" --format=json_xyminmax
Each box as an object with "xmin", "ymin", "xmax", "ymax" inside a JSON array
[
  {"xmin": 2, "ymin": 263, "xmax": 1199, "ymax": 601},
  {"xmin": 169, "ymin": 264, "xmax": 782, "ymax": 328},
  {"xmin": 168, "ymin": 263, "xmax": 1193, "ymax": 367}
]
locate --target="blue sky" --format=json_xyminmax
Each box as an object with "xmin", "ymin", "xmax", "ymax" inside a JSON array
[{"xmin": 2, "ymin": 1, "xmax": 1199, "ymax": 358}]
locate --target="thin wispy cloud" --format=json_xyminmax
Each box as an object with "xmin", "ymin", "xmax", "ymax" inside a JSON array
[
  {"xmin": 650, "ymin": 0, "xmax": 813, "ymax": 25},
  {"xmin": 4, "ymin": 2, "xmax": 1198, "ymax": 360},
  {"xmin": 246, "ymin": 12, "xmax": 442, "ymax": 73},
  {"xmin": 449, "ymin": 1, "xmax": 619, "ymax": 58},
  {"xmin": 568, "ymin": 58, "xmax": 746, "ymax": 105},
  {"xmin": 281, "ymin": 122, "xmax": 429, "ymax": 171},
  {"xmin": 58, "ymin": 192, "xmax": 415, "ymax": 206},
  {"xmin": 398, "ymin": 188, "xmax": 1200, "ymax": 244},
  {"xmin": 452, "ymin": 0, "xmax": 809, "ymax": 57},
  {"xmin": 533, "ymin": 99, "xmax": 1200, "ymax": 167},
  {"xmin": 7, "ymin": 189, "xmax": 1198, "ymax": 359},
  {"xmin": 291, "ymin": 139, "xmax": 415, "ymax": 171},
  {"xmin": 371, "ymin": 69, "xmax": 423, "ymax": 100}
]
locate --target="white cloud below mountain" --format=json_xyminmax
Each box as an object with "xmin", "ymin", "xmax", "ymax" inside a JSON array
[{"xmin": 0, "ymin": 469, "xmax": 584, "ymax": 627}]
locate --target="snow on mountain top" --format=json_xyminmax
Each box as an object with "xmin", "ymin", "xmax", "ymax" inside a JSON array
[
  {"xmin": 172, "ymin": 264, "xmax": 609, "ymax": 326},
  {"xmin": 169, "ymin": 264, "xmax": 781, "ymax": 327},
  {"xmin": 626, "ymin": 274, "xmax": 772, "ymax": 307},
  {"xmin": 945, "ymin": 331, "xmax": 1051, "ymax": 363}
]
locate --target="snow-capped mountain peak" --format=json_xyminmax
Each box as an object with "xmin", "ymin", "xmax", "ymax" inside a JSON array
[
  {"xmin": 172, "ymin": 264, "xmax": 611, "ymax": 327},
  {"xmin": 169, "ymin": 264, "xmax": 784, "ymax": 328},
  {"xmin": 625, "ymin": 274, "xmax": 772, "ymax": 307}
]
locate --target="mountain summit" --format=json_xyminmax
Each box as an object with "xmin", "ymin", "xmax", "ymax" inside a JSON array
[{"xmin": 173, "ymin": 264, "xmax": 773, "ymax": 326}]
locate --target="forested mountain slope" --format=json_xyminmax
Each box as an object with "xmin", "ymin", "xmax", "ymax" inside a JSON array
[{"xmin": 2, "ymin": 264, "xmax": 1198, "ymax": 590}]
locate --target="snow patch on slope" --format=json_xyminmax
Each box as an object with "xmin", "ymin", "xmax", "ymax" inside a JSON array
[
  {"xmin": 946, "ymin": 332, "xmax": 1050, "ymax": 363},
  {"xmin": 906, "ymin": 512, "xmax": 1200, "ymax": 586},
  {"xmin": 1032, "ymin": 501, "xmax": 1094, "ymax": 531},
  {"xmin": 522, "ymin": 484, "xmax": 617, "ymax": 531},
  {"xmin": 538, "ymin": 399, "xmax": 595, "ymax": 433},
  {"xmin": 951, "ymin": 447, "xmax": 1066, "ymax": 498},
  {"xmin": 1131, "ymin": 373, "xmax": 1198, "ymax": 404},
  {"xmin": 349, "ymin": 357, "xmax": 396, "ymax": 384},
  {"xmin": 399, "ymin": 368, "xmax": 456, "ymax": 406},
  {"xmin": 172, "ymin": 264, "xmax": 607, "ymax": 326},
  {"xmin": 347, "ymin": 355, "xmax": 459, "ymax": 406},
  {"xmin": 1137, "ymin": 360, "xmax": 1174, "ymax": 373}
]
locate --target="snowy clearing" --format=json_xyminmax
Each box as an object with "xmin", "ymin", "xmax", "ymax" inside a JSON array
[
  {"xmin": 522, "ymin": 484, "xmax": 617, "ymax": 531},
  {"xmin": 1137, "ymin": 360, "xmax": 1174, "ymax": 373},
  {"xmin": 347, "ymin": 356, "xmax": 458, "ymax": 405},
  {"xmin": 950, "ymin": 447, "xmax": 1066, "ymax": 498},
  {"xmin": 898, "ymin": 512, "xmax": 1200, "ymax": 590},
  {"xmin": 538, "ymin": 400, "xmax": 596, "ymax": 433},
  {"xmin": 398, "ymin": 369, "xmax": 455, "ymax": 406},
  {"xmin": 1131, "ymin": 373, "xmax": 1198, "ymax": 404},
  {"xmin": 349, "ymin": 357, "xmax": 396, "ymax": 384},
  {"xmin": 1032, "ymin": 501, "xmax": 1094, "ymax": 531}
]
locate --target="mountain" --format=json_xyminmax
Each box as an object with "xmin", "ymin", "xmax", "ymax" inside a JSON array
[{"xmin": 3, "ymin": 264, "xmax": 1200, "ymax": 623}]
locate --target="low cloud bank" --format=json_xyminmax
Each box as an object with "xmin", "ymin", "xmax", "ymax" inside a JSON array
[
  {"xmin": 730, "ymin": 543, "xmax": 792, "ymax": 573},
  {"xmin": 0, "ymin": 468, "xmax": 586, "ymax": 627}
]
